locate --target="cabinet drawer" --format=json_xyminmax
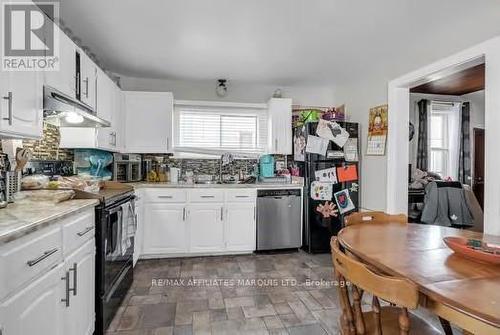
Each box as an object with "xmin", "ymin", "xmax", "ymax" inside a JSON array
[
  {"xmin": 225, "ymin": 189, "xmax": 257, "ymax": 202},
  {"xmin": 62, "ymin": 209, "xmax": 95, "ymax": 256},
  {"xmin": 143, "ymin": 189, "xmax": 187, "ymax": 203},
  {"xmin": 0, "ymin": 225, "xmax": 63, "ymax": 301},
  {"xmin": 189, "ymin": 189, "xmax": 224, "ymax": 203}
]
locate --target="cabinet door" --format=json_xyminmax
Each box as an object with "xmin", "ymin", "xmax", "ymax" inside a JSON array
[
  {"xmin": 143, "ymin": 203, "xmax": 187, "ymax": 254},
  {"xmin": 95, "ymin": 68, "xmax": 113, "ymax": 122},
  {"xmin": 188, "ymin": 204, "xmax": 225, "ymax": 252},
  {"xmin": 124, "ymin": 91, "xmax": 173, "ymax": 153},
  {"xmin": 64, "ymin": 239, "xmax": 95, "ymax": 335},
  {"xmin": 225, "ymin": 203, "xmax": 256, "ymax": 251},
  {"xmin": 80, "ymin": 52, "xmax": 96, "ymax": 109},
  {"xmin": 44, "ymin": 24, "xmax": 77, "ymax": 97},
  {"xmin": 268, "ymin": 98, "xmax": 292, "ymax": 154},
  {"xmin": 0, "ymin": 263, "xmax": 65, "ymax": 335},
  {"xmin": 0, "ymin": 70, "xmax": 43, "ymax": 139}
]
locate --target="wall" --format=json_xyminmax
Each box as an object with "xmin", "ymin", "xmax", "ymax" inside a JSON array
[{"xmin": 119, "ymin": 76, "xmax": 336, "ymax": 107}]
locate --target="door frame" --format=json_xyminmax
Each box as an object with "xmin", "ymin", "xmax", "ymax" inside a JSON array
[{"xmin": 387, "ymin": 36, "xmax": 500, "ymax": 235}]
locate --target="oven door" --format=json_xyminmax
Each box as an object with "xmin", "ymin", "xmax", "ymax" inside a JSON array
[{"xmin": 103, "ymin": 200, "xmax": 135, "ymax": 293}]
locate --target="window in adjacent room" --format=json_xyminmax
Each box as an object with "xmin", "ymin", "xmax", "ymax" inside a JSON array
[{"xmin": 429, "ymin": 101, "xmax": 460, "ymax": 179}]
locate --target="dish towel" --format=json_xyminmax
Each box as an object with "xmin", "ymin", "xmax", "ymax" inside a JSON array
[{"xmin": 120, "ymin": 202, "xmax": 137, "ymax": 255}]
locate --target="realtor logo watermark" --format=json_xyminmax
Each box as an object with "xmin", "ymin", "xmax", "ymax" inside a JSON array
[{"xmin": 2, "ymin": 1, "xmax": 59, "ymax": 71}]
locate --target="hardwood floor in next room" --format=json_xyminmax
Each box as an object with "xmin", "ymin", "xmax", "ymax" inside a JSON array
[{"xmin": 106, "ymin": 252, "xmax": 341, "ymax": 335}]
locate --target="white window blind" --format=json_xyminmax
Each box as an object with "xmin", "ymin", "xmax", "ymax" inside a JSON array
[{"xmin": 173, "ymin": 102, "xmax": 268, "ymax": 156}]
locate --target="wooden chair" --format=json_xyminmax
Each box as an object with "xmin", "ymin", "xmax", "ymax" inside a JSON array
[
  {"xmin": 331, "ymin": 238, "xmax": 441, "ymax": 335},
  {"xmin": 344, "ymin": 211, "xmax": 407, "ymax": 227}
]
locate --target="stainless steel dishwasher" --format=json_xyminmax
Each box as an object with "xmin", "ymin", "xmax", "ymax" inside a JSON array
[{"xmin": 257, "ymin": 189, "xmax": 302, "ymax": 250}]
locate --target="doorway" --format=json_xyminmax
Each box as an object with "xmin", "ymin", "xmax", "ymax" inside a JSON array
[
  {"xmin": 473, "ymin": 128, "xmax": 484, "ymax": 209},
  {"xmin": 385, "ymin": 39, "xmax": 500, "ymax": 235}
]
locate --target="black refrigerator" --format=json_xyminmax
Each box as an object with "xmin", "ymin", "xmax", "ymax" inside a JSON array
[{"xmin": 294, "ymin": 121, "xmax": 360, "ymax": 253}]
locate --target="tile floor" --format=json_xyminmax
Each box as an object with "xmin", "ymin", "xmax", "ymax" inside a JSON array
[{"xmin": 106, "ymin": 251, "xmax": 341, "ymax": 335}]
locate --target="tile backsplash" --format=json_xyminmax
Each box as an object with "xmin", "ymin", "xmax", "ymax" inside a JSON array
[
  {"xmin": 143, "ymin": 154, "xmax": 259, "ymax": 177},
  {"xmin": 0, "ymin": 123, "xmax": 74, "ymax": 161}
]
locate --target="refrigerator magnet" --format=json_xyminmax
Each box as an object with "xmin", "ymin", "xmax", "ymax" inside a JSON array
[
  {"xmin": 334, "ymin": 189, "xmax": 355, "ymax": 214},
  {"xmin": 316, "ymin": 119, "xmax": 350, "ymax": 148},
  {"xmin": 315, "ymin": 167, "xmax": 338, "ymax": 183},
  {"xmin": 315, "ymin": 201, "xmax": 339, "ymax": 218},
  {"xmin": 336, "ymin": 164, "xmax": 358, "ymax": 182},
  {"xmin": 310, "ymin": 181, "xmax": 333, "ymax": 200}
]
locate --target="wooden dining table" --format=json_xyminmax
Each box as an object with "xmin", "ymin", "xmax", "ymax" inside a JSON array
[{"xmin": 337, "ymin": 222, "xmax": 500, "ymax": 335}]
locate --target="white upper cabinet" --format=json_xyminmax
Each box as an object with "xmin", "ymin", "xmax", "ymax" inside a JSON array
[
  {"xmin": 78, "ymin": 50, "xmax": 97, "ymax": 110},
  {"xmin": 124, "ymin": 91, "xmax": 173, "ymax": 153},
  {"xmin": 268, "ymin": 98, "xmax": 292, "ymax": 155},
  {"xmin": 44, "ymin": 23, "xmax": 77, "ymax": 97},
  {"xmin": 0, "ymin": 69, "xmax": 44, "ymax": 139},
  {"xmin": 0, "ymin": 2, "xmax": 43, "ymax": 139}
]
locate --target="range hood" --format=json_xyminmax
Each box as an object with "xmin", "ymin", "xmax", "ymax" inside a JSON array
[{"xmin": 43, "ymin": 86, "xmax": 111, "ymax": 128}]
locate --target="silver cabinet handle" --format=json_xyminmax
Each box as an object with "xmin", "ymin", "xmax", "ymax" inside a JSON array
[
  {"xmin": 27, "ymin": 248, "xmax": 58, "ymax": 267},
  {"xmin": 220, "ymin": 207, "xmax": 224, "ymax": 221},
  {"xmin": 2, "ymin": 92, "xmax": 13, "ymax": 125},
  {"xmin": 83, "ymin": 77, "xmax": 89, "ymax": 98},
  {"xmin": 183, "ymin": 207, "xmax": 186, "ymax": 221},
  {"xmin": 61, "ymin": 271, "xmax": 70, "ymax": 307},
  {"xmin": 201, "ymin": 195, "xmax": 215, "ymax": 198},
  {"xmin": 69, "ymin": 263, "xmax": 77, "ymax": 296},
  {"xmin": 254, "ymin": 206, "xmax": 256, "ymax": 221},
  {"xmin": 77, "ymin": 226, "xmax": 94, "ymax": 237},
  {"xmin": 166, "ymin": 137, "xmax": 169, "ymax": 150},
  {"xmin": 235, "ymin": 195, "xmax": 249, "ymax": 198},
  {"xmin": 275, "ymin": 138, "xmax": 278, "ymax": 151},
  {"xmin": 158, "ymin": 195, "xmax": 173, "ymax": 199}
]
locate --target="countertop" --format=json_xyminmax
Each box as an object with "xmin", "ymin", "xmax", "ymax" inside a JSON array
[
  {"xmin": 0, "ymin": 198, "xmax": 99, "ymax": 245},
  {"xmin": 132, "ymin": 181, "xmax": 304, "ymax": 189}
]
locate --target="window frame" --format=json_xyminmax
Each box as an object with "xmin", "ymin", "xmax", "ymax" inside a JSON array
[{"xmin": 172, "ymin": 100, "xmax": 268, "ymax": 158}]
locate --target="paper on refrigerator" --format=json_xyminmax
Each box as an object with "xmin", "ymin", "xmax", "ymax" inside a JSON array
[{"xmin": 305, "ymin": 135, "xmax": 329, "ymax": 156}]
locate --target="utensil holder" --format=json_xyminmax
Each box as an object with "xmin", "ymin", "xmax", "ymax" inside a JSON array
[{"xmin": 6, "ymin": 171, "xmax": 21, "ymax": 202}]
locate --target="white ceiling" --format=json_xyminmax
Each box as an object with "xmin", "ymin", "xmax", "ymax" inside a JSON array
[{"xmin": 55, "ymin": 0, "xmax": 500, "ymax": 86}]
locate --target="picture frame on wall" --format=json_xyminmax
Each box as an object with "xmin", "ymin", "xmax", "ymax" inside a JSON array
[{"xmin": 366, "ymin": 104, "xmax": 388, "ymax": 156}]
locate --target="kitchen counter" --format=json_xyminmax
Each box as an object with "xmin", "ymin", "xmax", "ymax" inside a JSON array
[
  {"xmin": 0, "ymin": 198, "xmax": 99, "ymax": 245},
  {"xmin": 132, "ymin": 181, "xmax": 304, "ymax": 189}
]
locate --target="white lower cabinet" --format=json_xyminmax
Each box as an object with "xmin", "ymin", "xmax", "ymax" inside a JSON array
[
  {"xmin": 0, "ymin": 208, "xmax": 96, "ymax": 335},
  {"xmin": 0, "ymin": 263, "xmax": 65, "ymax": 335},
  {"xmin": 63, "ymin": 239, "xmax": 95, "ymax": 335},
  {"xmin": 225, "ymin": 203, "xmax": 256, "ymax": 251},
  {"xmin": 143, "ymin": 203, "xmax": 187, "ymax": 254},
  {"xmin": 140, "ymin": 188, "xmax": 256, "ymax": 258},
  {"xmin": 188, "ymin": 203, "xmax": 225, "ymax": 252}
]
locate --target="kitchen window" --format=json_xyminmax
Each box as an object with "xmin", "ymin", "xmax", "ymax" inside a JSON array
[{"xmin": 173, "ymin": 101, "xmax": 268, "ymax": 156}]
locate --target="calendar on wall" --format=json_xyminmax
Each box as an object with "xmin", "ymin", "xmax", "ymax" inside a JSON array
[{"xmin": 366, "ymin": 104, "xmax": 388, "ymax": 156}]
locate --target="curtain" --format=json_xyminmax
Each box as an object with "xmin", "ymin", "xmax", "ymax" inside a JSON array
[
  {"xmin": 458, "ymin": 102, "xmax": 471, "ymax": 184},
  {"xmin": 416, "ymin": 99, "xmax": 429, "ymax": 170}
]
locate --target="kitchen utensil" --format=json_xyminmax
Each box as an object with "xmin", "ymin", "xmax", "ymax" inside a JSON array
[
  {"xmin": 6, "ymin": 171, "xmax": 21, "ymax": 202},
  {"xmin": 15, "ymin": 148, "xmax": 32, "ymax": 172}
]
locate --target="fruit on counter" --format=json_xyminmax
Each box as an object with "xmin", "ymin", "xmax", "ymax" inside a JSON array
[{"xmin": 47, "ymin": 180, "xmax": 59, "ymax": 189}]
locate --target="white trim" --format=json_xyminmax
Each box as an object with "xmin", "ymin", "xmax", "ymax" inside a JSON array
[
  {"xmin": 174, "ymin": 99, "xmax": 268, "ymax": 109},
  {"xmin": 387, "ymin": 36, "xmax": 500, "ymax": 235}
]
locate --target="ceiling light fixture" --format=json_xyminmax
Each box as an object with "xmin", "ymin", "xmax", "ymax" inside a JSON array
[{"xmin": 216, "ymin": 79, "xmax": 228, "ymax": 97}]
